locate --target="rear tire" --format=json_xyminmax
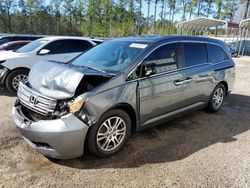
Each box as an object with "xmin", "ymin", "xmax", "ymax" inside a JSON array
[
  {"xmin": 207, "ymin": 83, "xmax": 226, "ymax": 113},
  {"xmin": 87, "ymin": 109, "xmax": 131, "ymax": 157},
  {"xmin": 5, "ymin": 69, "xmax": 29, "ymax": 95}
]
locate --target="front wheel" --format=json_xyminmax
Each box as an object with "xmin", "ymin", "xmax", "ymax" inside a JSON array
[
  {"xmin": 207, "ymin": 83, "xmax": 226, "ymax": 112},
  {"xmin": 87, "ymin": 109, "xmax": 131, "ymax": 157},
  {"xmin": 5, "ymin": 69, "xmax": 29, "ymax": 94}
]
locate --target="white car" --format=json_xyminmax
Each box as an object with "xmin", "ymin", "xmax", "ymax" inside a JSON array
[{"xmin": 0, "ymin": 36, "xmax": 98, "ymax": 94}]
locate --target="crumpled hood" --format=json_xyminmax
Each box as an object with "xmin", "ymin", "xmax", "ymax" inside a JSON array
[
  {"xmin": 28, "ymin": 60, "xmax": 84, "ymax": 99},
  {"xmin": 0, "ymin": 50, "xmax": 28, "ymax": 60}
]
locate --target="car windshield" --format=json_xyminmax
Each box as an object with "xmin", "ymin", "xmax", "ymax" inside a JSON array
[
  {"xmin": 71, "ymin": 40, "xmax": 148, "ymax": 74},
  {"xmin": 0, "ymin": 38, "xmax": 9, "ymax": 45},
  {"xmin": 17, "ymin": 39, "xmax": 47, "ymax": 53}
]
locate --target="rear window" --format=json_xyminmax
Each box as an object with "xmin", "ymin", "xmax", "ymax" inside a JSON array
[
  {"xmin": 207, "ymin": 44, "xmax": 229, "ymax": 63},
  {"xmin": 183, "ymin": 43, "xmax": 208, "ymax": 67},
  {"xmin": 67, "ymin": 40, "xmax": 93, "ymax": 53}
]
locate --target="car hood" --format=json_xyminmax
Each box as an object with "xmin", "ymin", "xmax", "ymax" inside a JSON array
[
  {"xmin": 0, "ymin": 50, "xmax": 28, "ymax": 60},
  {"xmin": 28, "ymin": 60, "xmax": 111, "ymax": 99}
]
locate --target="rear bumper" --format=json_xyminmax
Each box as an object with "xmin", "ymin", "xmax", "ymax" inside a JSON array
[
  {"xmin": 12, "ymin": 105, "xmax": 89, "ymax": 159},
  {"xmin": 0, "ymin": 68, "xmax": 8, "ymax": 89}
]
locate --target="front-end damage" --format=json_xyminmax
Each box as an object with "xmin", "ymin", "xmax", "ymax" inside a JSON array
[
  {"xmin": 13, "ymin": 60, "xmax": 113, "ymax": 159},
  {"xmin": 13, "ymin": 103, "xmax": 89, "ymax": 159}
]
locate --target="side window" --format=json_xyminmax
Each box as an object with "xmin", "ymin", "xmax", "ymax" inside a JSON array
[
  {"xmin": 17, "ymin": 44, "xmax": 26, "ymax": 49},
  {"xmin": 5, "ymin": 44, "xmax": 19, "ymax": 51},
  {"xmin": 67, "ymin": 40, "xmax": 93, "ymax": 53},
  {"xmin": 207, "ymin": 44, "xmax": 229, "ymax": 63},
  {"xmin": 143, "ymin": 43, "xmax": 178, "ymax": 74},
  {"xmin": 42, "ymin": 40, "xmax": 68, "ymax": 54},
  {"xmin": 183, "ymin": 43, "xmax": 207, "ymax": 67}
]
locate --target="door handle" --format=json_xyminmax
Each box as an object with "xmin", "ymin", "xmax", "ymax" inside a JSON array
[
  {"xmin": 174, "ymin": 80, "xmax": 185, "ymax": 86},
  {"xmin": 174, "ymin": 77, "xmax": 192, "ymax": 86},
  {"xmin": 184, "ymin": 77, "xmax": 192, "ymax": 84}
]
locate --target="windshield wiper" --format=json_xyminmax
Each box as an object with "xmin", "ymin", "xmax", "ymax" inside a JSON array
[
  {"xmin": 72, "ymin": 64, "xmax": 108, "ymax": 74},
  {"xmin": 84, "ymin": 66, "xmax": 108, "ymax": 74}
]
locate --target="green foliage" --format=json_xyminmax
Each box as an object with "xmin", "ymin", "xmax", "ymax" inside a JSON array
[{"xmin": 0, "ymin": 0, "xmax": 242, "ymax": 37}]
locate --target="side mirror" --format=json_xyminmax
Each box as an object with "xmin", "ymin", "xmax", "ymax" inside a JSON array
[
  {"xmin": 144, "ymin": 63, "xmax": 156, "ymax": 76},
  {"xmin": 38, "ymin": 49, "xmax": 50, "ymax": 55}
]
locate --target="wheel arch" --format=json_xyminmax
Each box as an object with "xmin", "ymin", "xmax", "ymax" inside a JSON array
[
  {"xmin": 3, "ymin": 67, "xmax": 30, "ymax": 87},
  {"xmin": 104, "ymin": 103, "xmax": 138, "ymax": 133},
  {"xmin": 219, "ymin": 81, "xmax": 228, "ymax": 96}
]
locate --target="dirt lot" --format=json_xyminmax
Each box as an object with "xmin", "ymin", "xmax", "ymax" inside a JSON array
[{"xmin": 0, "ymin": 57, "xmax": 250, "ymax": 188}]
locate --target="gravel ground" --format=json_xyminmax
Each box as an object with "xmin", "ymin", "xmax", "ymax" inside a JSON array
[{"xmin": 0, "ymin": 57, "xmax": 250, "ymax": 188}]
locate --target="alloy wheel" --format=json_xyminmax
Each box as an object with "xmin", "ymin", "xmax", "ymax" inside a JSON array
[
  {"xmin": 12, "ymin": 74, "xmax": 28, "ymax": 91},
  {"xmin": 96, "ymin": 116, "xmax": 126, "ymax": 152},
  {"xmin": 212, "ymin": 87, "xmax": 224, "ymax": 109}
]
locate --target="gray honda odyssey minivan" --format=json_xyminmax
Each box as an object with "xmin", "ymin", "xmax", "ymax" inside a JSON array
[{"xmin": 13, "ymin": 35, "xmax": 235, "ymax": 159}]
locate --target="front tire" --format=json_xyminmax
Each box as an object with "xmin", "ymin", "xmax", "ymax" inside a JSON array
[
  {"xmin": 87, "ymin": 109, "xmax": 131, "ymax": 157},
  {"xmin": 207, "ymin": 83, "xmax": 226, "ymax": 112},
  {"xmin": 5, "ymin": 69, "xmax": 29, "ymax": 94}
]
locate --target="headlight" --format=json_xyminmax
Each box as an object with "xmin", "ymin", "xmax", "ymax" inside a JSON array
[{"xmin": 68, "ymin": 98, "xmax": 85, "ymax": 113}]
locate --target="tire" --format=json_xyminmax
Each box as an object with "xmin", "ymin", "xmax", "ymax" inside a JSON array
[
  {"xmin": 207, "ymin": 83, "xmax": 226, "ymax": 113},
  {"xmin": 87, "ymin": 109, "xmax": 131, "ymax": 157},
  {"xmin": 5, "ymin": 69, "xmax": 29, "ymax": 94}
]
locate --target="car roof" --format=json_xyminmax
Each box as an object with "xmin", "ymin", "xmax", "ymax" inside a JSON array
[
  {"xmin": 40, "ymin": 36, "xmax": 93, "ymax": 42},
  {"xmin": 0, "ymin": 35, "xmax": 43, "ymax": 39},
  {"xmin": 116, "ymin": 35, "xmax": 225, "ymax": 46},
  {"xmin": 4, "ymin": 40, "xmax": 31, "ymax": 45}
]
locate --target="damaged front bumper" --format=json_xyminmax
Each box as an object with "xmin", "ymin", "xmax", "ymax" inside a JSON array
[
  {"xmin": 0, "ymin": 67, "xmax": 9, "ymax": 89},
  {"xmin": 12, "ymin": 105, "xmax": 89, "ymax": 159}
]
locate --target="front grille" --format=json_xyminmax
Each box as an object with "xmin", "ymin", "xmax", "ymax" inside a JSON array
[{"xmin": 18, "ymin": 82, "xmax": 57, "ymax": 116}]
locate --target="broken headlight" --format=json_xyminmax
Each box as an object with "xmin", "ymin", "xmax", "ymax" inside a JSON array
[{"xmin": 68, "ymin": 97, "xmax": 85, "ymax": 113}]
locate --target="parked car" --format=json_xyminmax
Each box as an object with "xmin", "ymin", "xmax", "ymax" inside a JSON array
[
  {"xmin": 0, "ymin": 36, "xmax": 100, "ymax": 94},
  {"xmin": 0, "ymin": 40, "xmax": 31, "ymax": 52},
  {"xmin": 12, "ymin": 35, "xmax": 235, "ymax": 159},
  {"xmin": 0, "ymin": 35, "xmax": 42, "ymax": 46}
]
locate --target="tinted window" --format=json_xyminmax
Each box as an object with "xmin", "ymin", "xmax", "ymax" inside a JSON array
[
  {"xmin": 183, "ymin": 43, "xmax": 207, "ymax": 67},
  {"xmin": 42, "ymin": 40, "xmax": 68, "ymax": 54},
  {"xmin": 67, "ymin": 40, "xmax": 93, "ymax": 53},
  {"xmin": 5, "ymin": 44, "xmax": 20, "ymax": 51},
  {"xmin": 143, "ymin": 43, "xmax": 178, "ymax": 74},
  {"xmin": 5, "ymin": 43, "xmax": 27, "ymax": 51},
  {"xmin": 207, "ymin": 44, "xmax": 229, "ymax": 63}
]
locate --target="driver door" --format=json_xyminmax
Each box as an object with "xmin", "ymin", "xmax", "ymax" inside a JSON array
[{"xmin": 138, "ymin": 43, "xmax": 188, "ymax": 127}]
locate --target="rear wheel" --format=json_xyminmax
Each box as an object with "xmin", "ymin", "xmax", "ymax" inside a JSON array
[
  {"xmin": 87, "ymin": 109, "xmax": 131, "ymax": 157},
  {"xmin": 5, "ymin": 69, "xmax": 29, "ymax": 94},
  {"xmin": 207, "ymin": 83, "xmax": 226, "ymax": 112}
]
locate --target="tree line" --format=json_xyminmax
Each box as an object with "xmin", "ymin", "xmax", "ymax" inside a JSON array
[{"xmin": 0, "ymin": 0, "xmax": 248, "ymax": 37}]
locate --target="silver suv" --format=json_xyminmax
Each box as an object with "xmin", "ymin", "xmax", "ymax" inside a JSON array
[{"xmin": 13, "ymin": 36, "xmax": 235, "ymax": 159}]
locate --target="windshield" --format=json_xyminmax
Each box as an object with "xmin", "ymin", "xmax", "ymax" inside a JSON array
[
  {"xmin": 71, "ymin": 40, "xmax": 148, "ymax": 74},
  {"xmin": 17, "ymin": 39, "xmax": 47, "ymax": 53},
  {"xmin": 0, "ymin": 38, "xmax": 9, "ymax": 45}
]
